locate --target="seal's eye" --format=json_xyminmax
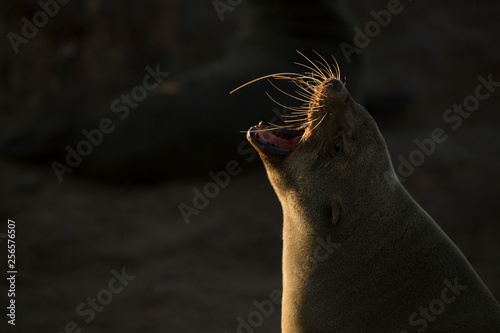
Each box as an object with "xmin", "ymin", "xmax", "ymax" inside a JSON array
[{"xmin": 334, "ymin": 138, "xmax": 343, "ymax": 155}]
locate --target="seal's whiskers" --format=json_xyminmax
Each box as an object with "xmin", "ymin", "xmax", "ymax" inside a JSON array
[{"xmin": 233, "ymin": 51, "xmax": 342, "ymax": 133}]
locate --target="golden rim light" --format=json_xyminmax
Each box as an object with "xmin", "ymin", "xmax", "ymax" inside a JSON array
[{"xmin": 231, "ymin": 51, "xmax": 343, "ymax": 134}]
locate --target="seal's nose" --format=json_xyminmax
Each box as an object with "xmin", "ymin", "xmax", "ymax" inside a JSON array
[{"xmin": 326, "ymin": 79, "xmax": 344, "ymax": 93}]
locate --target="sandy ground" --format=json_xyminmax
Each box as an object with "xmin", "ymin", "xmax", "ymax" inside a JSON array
[{"xmin": 1, "ymin": 0, "xmax": 499, "ymax": 332}]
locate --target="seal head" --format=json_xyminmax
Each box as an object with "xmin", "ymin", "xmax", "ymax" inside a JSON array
[{"xmin": 248, "ymin": 77, "xmax": 393, "ymax": 224}]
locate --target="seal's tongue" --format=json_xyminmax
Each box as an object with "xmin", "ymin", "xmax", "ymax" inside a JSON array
[{"xmin": 256, "ymin": 131, "xmax": 301, "ymax": 150}]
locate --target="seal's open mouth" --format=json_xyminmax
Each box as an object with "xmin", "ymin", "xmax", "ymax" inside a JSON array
[
  {"xmin": 237, "ymin": 52, "xmax": 343, "ymax": 158},
  {"xmin": 248, "ymin": 122, "xmax": 305, "ymax": 156}
]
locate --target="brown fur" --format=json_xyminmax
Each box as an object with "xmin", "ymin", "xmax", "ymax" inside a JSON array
[{"xmin": 248, "ymin": 78, "xmax": 500, "ymax": 332}]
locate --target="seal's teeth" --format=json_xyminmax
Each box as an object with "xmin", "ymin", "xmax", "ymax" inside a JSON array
[{"xmin": 258, "ymin": 121, "xmax": 263, "ymax": 128}]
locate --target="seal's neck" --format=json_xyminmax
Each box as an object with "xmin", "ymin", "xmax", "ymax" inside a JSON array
[{"xmin": 279, "ymin": 180, "xmax": 423, "ymax": 331}]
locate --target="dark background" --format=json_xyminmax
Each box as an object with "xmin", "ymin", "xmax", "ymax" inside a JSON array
[{"xmin": 0, "ymin": 0, "xmax": 499, "ymax": 332}]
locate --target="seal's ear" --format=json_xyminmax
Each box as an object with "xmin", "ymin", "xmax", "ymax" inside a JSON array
[{"xmin": 331, "ymin": 199, "xmax": 341, "ymax": 226}]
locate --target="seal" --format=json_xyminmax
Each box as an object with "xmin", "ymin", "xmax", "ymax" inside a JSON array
[{"xmin": 242, "ymin": 57, "xmax": 500, "ymax": 332}]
